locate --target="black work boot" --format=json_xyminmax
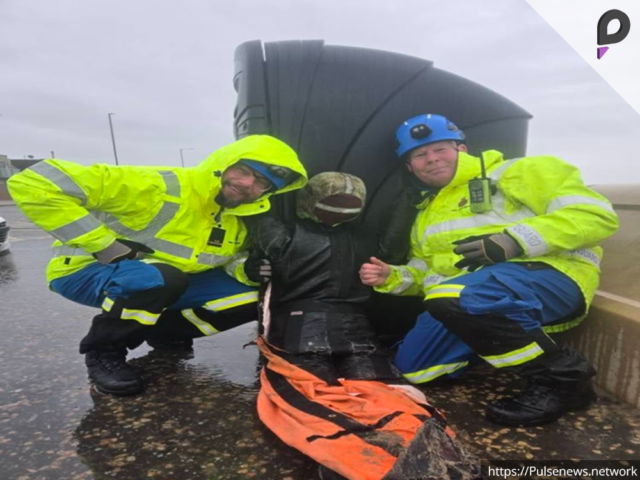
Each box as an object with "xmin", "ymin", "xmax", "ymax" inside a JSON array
[
  {"xmin": 85, "ymin": 347, "xmax": 144, "ymax": 396},
  {"xmin": 485, "ymin": 379, "xmax": 596, "ymax": 427}
]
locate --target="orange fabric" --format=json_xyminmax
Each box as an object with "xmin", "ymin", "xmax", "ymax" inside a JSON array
[{"xmin": 256, "ymin": 337, "xmax": 455, "ymax": 480}]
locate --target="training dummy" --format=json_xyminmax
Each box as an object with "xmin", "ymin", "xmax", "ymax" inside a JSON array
[{"xmin": 244, "ymin": 172, "xmax": 479, "ymax": 480}]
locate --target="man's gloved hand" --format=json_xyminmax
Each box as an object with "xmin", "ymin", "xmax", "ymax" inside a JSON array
[
  {"xmin": 244, "ymin": 257, "xmax": 272, "ymax": 284},
  {"xmin": 453, "ymin": 232, "xmax": 523, "ymax": 272},
  {"xmin": 93, "ymin": 239, "xmax": 155, "ymax": 264}
]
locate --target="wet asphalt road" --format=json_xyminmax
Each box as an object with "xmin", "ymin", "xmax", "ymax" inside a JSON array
[
  {"xmin": 2, "ymin": 204, "xmax": 640, "ymax": 480},
  {"xmin": 0, "ymin": 205, "xmax": 318, "ymax": 480}
]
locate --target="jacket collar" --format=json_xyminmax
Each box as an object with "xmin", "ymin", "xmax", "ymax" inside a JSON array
[
  {"xmin": 448, "ymin": 150, "xmax": 505, "ymax": 188},
  {"xmin": 413, "ymin": 150, "xmax": 505, "ymax": 208}
]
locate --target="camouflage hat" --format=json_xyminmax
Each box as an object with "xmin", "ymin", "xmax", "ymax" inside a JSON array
[{"xmin": 296, "ymin": 172, "xmax": 367, "ymax": 226}]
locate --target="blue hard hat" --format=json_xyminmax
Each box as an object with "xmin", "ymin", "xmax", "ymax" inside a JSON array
[
  {"xmin": 238, "ymin": 159, "xmax": 294, "ymax": 190},
  {"xmin": 395, "ymin": 114, "xmax": 465, "ymax": 158}
]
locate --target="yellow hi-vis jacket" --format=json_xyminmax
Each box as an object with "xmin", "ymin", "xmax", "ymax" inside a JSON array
[
  {"xmin": 7, "ymin": 135, "xmax": 308, "ymax": 285},
  {"xmin": 376, "ymin": 150, "xmax": 619, "ymax": 330}
]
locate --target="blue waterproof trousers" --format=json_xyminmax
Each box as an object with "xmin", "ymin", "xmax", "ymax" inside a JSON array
[
  {"xmin": 50, "ymin": 260, "xmax": 258, "ymax": 353},
  {"xmin": 395, "ymin": 262, "xmax": 592, "ymax": 384}
]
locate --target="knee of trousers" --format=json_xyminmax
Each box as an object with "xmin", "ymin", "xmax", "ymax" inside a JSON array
[
  {"xmin": 425, "ymin": 296, "xmax": 532, "ymax": 344},
  {"xmin": 424, "ymin": 296, "xmax": 465, "ymax": 326},
  {"xmin": 148, "ymin": 263, "xmax": 189, "ymax": 302}
]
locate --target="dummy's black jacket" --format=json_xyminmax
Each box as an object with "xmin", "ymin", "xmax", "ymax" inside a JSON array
[{"xmin": 244, "ymin": 194, "xmax": 416, "ymax": 355}]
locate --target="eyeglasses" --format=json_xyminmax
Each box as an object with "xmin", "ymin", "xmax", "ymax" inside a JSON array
[
  {"xmin": 264, "ymin": 164, "xmax": 291, "ymax": 179},
  {"xmin": 231, "ymin": 164, "xmax": 274, "ymax": 192}
]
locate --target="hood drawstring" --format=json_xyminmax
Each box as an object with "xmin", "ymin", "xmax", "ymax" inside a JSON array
[{"xmin": 214, "ymin": 206, "xmax": 225, "ymax": 224}]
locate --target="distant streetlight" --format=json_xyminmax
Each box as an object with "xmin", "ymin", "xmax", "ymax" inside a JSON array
[
  {"xmin": 107, "ymin": 113, "xmax": 120, "ymax": 165},
  {"xmin": 179, "ymin": 148, "xmax": 194, "ymax": 167}
]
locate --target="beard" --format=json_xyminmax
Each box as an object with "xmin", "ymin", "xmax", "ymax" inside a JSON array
[
  {"xmin": 216, "ymin": 181, "xmax": 256, "ymax": 208},
  {"xmin": 215, "ymin": 190, "xmax": 242, "ymax": 208}
]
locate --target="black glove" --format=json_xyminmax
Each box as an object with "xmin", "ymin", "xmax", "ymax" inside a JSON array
[
  {"xmin": 453, "ymin": 232, "xmax": 523, "ymax": 272},
  {"xmin": 93, "ymin": 239, "xmax": 155, "ymax": 264},
  {"xmin": 244, "ymin": 257, "xmax": 272, "ymax": 284}
]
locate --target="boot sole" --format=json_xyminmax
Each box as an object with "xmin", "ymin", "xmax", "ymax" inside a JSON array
[
  {"xmin": 92, "ymin": 381, "xmax": 145, "ymax": 397},
  {"xmin": 485, "ymin": 395, "xmax": 597, "ymax": 427},
  {"xmin": 485, "ymin": 409, "xmax": 563, "ymax": 427}
]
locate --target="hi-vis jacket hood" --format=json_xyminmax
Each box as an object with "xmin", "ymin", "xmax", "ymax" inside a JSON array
[
  {"xmin": 191, "ymin": 135, "xmax": 307, "ymax": 213},
  {"xmin": 7, "ymin": 135, "xmax": 308, "ymax": 284},
  {"xmin": 376, "ymin": 150, "xmax": 619, "ymax": 328}
]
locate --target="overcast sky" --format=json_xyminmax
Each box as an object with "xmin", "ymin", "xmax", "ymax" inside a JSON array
[{"xmin": 1, "ymin": 0, "xmax": 638, "ymax": 184}]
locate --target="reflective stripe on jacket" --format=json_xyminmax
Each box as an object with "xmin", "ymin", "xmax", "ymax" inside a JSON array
[
  {"xmin": 376, "ymin": 150, "xmax": 619, "ymax": 312},
  {"xmin": 7, "ymin": 135, "xmax": 308, "ymax": 283}
]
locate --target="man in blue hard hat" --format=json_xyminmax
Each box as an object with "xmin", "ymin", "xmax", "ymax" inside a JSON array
[{"xmin": 360, "ymin": 114, "xmax": 619, "ymax": 427}]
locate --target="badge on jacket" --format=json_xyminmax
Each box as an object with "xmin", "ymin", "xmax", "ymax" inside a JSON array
[{"xmin": 208, "ymin": 227, "xmax": 226, "ymax": 247}]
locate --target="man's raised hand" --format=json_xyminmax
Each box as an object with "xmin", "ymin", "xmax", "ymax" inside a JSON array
[{"xmin": 359, "ymin": 257, "xmax": 391, "ymax": 286}]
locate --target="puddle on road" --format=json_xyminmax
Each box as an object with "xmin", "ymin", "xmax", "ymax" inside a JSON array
[
  {"xmin": 2, "ymin": 324, "xmax": 319, "ymax": 480},
  {"xmin": 74, "ymin": 326, "xmax": 319, "ymax": 480},
  {"xmin": 0, "ymin": 231, "xmax": 318, "ymax": 480},
  {"xmin": 0, "ymin": 253, "xmax": 19, "ymax": 285},
  {"xmin": 4, "ymin": 215, "xmax": 640, "ymax": 479}
]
